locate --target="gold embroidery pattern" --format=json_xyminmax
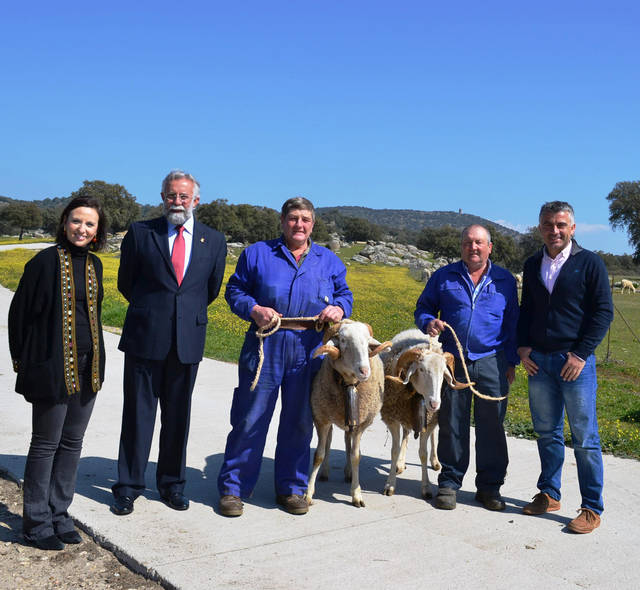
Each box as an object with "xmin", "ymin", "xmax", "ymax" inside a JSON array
[
  {"xmin": 86, "ymin": 256, "xmax": 101, "ymax": 392},
  {"xmin": 58, "ymin": 247, "xmax": 79, "ymax": 395}
]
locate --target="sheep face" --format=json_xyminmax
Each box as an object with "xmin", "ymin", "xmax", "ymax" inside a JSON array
[
  {"xmin": 315, "ymin": 321, "xmax": 386, "ymax": 384},
  {"xmin": 402, "ymin": 351, "xmax": 448, "ymax": 411}
]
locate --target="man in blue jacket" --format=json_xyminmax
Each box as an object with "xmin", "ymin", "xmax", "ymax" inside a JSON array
[
  {"xmin": 415, "ymin": 224, "xmax": 519, "ymax": 511},
  {"xmin": 518, "ymin": 201, "xmax": 613, "ymax": 534}
]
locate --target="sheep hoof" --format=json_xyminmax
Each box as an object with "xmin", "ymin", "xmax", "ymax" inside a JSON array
[
  {"xmin": 344, "ymin": 474, "xmax": 353, "ymax": 483},
  {"xmin": 383, "ymin": 486, "xmax": 395, "ymax": 496},
  {"xmin": 396, "ymin": 464, "xmax": 406, "ymax": 474},
  {"xmin": 303, "ymin": 493, "xmax": 313, "ymax": 505},
  {"xmin": 352, "ymin": 498, "xmax": 365, "ymax": 508},
  {"xmin": 431, "ymin": 461, "xmax": 441, "ymax": 471},
  {"xmin": 422, "ymin": 487, "xmax": 434, "ymax": 500}
]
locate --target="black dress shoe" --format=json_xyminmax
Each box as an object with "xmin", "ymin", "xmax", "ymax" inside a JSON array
[
  {"xmin": 25, "ymin": 534, "xmax": 65, "ymax": 551},
  {"xmin": 111, "ymin": 495, "xmax": 135, "ymax": 516},
  {"xmin": 475, "ymin": 490, "xmax": 506, "ymax": 511},
  {"xmin": 161, "ymin": 492, "xmax": 189, "ymax": 511},
  {"xmin": 57, "ymin": 530, "xmax": 83, "ymax": 544}
]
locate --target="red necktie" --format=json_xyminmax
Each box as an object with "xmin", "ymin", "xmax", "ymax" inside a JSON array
[{"xmin": 172, "ymin": 226, "xmax": 185, "ymax": 285}]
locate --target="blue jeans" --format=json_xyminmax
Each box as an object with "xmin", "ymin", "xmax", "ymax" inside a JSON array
[
  {"xmin": 528, "ymin": 351, "xmax": 604, "ymax": 514},
  {"xmin": 438, "ymin": 351, "xmax": 509, "ymax": 492}
]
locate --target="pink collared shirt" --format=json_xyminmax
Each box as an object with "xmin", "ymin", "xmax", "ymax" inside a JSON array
[{"xmin": 541, "ymin": 241, "xmax": 572, "ymax": 294}]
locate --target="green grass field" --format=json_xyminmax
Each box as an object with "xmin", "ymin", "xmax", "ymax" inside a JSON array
[{"xmin": 2, "ymin": 246, "xmax": 639, "ymax": 459}]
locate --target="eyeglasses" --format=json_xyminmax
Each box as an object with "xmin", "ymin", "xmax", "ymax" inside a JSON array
[{"xmin": 164, "ymin": 193, "xmax": 193, "ymax": 203}]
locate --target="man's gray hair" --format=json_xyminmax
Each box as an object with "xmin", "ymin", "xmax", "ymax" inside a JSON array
[
  {"xmin": 281, "ymin": 196, "xmax": 315, "ymax": 221},
  {"xmin": 161, "ymin": 170, "xmax": 200, "ymax": 198},
  {"xmin": 461, "ymin": 224, "xmax": 491, "ymax": 244},
  {"xmin": 539, "ymin": 201, "xmax": 574, "ymax": 224}
]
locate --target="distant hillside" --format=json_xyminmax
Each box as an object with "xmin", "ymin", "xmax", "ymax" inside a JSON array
[{"xmin": 316, "ymin": 206, "xmax": 521, "ymax": 238}]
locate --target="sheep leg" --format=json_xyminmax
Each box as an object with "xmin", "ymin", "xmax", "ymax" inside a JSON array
[
  {"xmin": 383, "ymin": 421, "xmax": 403, "ymax": 496},
  {"xmin": 343, "ymin": 430, "xmax": 352, "ymax": 482},
  {"xmin": 396, "ymin": 426, "xmax": 410, "ymax": 474},
  {"xmin": 305, "ymin": 422, "xmax": 332, "ymax": 505},
  {"xmin": 318, "ymin": 425, "xmax": 333, "ymax": 481},
  {"xmin": 418, "ymin": 430, "xmax": 433, "ymax": 499},
  {"xmin": 429, "ymin": 424, "xmax": 441, "ymax": 471},
  {"xmin": 349, "ymin": 428, "xmax": 365, "ymax": 507}
]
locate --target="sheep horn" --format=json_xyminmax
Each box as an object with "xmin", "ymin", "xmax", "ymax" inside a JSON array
[
  {"xmin": 363, "ymin": 323, "xmax": 373, "ymax": 337},
  {"xmin": 368, "ymin": 340, "xmax": 392, "ymax": 357},
  {"xmin": 395, "ymin": 348, "xmax": 424, "ymax": 377},
  {"xmin": 322, "ymin": 321, "xmax": 344, "ymax": 344},
  {"xmin": 442, "ymin": 352, "xmax": 474, "ymax": 390},
  {"xmin": 313, "ymin": 344, "xmax": 341, "ymax": 360}
]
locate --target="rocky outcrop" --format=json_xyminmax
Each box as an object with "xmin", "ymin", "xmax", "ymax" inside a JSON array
[{"xmin": 350, "ymin": 241, "xmax": 449, "ymax": 281}]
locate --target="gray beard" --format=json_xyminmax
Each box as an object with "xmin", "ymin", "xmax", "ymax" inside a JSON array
[{"xmin": 165, "ymin": 206, "xmax": 193, "ymax": 226}]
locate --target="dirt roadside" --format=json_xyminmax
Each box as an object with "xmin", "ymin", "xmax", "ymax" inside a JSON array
[{"xmin": 0, "ymin": 469, "xmax": 166, "ymax": 590}]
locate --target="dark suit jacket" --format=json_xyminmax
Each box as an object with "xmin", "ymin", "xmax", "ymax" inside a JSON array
[{"xmin": 118, "ymin": 217, "xmax": 227, "ymax": 364}]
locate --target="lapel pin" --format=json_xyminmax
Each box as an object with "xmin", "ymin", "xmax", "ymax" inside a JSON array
[{"xmin": 200, "ymin": 237, "xmax": 205, "ymax": 243}]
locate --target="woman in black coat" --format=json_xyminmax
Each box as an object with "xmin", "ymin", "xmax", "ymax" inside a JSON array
[{"xmin": 9, "ymin": 195, "xmax": 107, "ymax": 550}]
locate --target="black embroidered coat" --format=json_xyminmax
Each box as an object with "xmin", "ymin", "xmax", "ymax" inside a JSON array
[{"xmin": 8, "ymin": 245, "xmax": 106, "ymax": 403}]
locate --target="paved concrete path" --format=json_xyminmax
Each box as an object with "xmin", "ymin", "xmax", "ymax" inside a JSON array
[{"xmin": 1, "ymin": 245, "xmax": 639, "ymax": 589}]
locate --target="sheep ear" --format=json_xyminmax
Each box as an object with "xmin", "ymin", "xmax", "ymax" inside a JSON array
[
  {"xmin": 368, "ymin": 340, "xmax": 392, "ymax": 357},
  {"xmin": 313, "ymin": 344, "xmax": 340, "ymax": 360}
]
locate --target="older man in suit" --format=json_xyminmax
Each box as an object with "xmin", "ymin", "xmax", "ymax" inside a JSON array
[{"xmin": 111, "ymin": 170, "xmax": 226, "ymax": 515}]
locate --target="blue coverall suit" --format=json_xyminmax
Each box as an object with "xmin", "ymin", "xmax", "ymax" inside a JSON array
[{"xmin": 217, "ymin": 237, "xmax": 353, "ymax": 498}]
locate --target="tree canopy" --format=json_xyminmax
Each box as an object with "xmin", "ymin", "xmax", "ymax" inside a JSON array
[
  {"xmin": 607, "ymin": 181, "xmax": 640, "ymax": 262},
  {"xmin": 70, "ymin": 180, "xmax": 140, "ymax": 233},
  {"xmin": 0, "ymin": 202, "xmax": 43, "ymax": 239}
]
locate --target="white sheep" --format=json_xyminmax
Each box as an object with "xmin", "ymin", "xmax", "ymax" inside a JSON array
[
  {"xmin": 380, "ymin": 329, "xmax": 470, "ymax": 499},
  {"xmin": 305, "ymin": 320, "xmax": 391, "ymax": 508},
  {"xmin": 621, "ymin": 279, "xmax": 636, "ymax": 294}
]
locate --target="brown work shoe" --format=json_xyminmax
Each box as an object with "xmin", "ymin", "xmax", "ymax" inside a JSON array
[
  {"xmin": 276, "ymin": 494, "xmax": 309, "ymax": 515},
  {"xmin": 219, "ymin": 495, "xmax": 244, "ymax": 517},
  {"xmin": 567, "ymin": 508, "xmax": 601, "ymax": 534},
  {"xmin": 522, "ymin": 492, "xmax": 561, "ymax": 515}
]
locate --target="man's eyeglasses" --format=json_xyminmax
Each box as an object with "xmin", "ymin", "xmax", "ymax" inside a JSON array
[{"xmin": 164, "ymin": 193, "xmax": 192, "ymax": 203}]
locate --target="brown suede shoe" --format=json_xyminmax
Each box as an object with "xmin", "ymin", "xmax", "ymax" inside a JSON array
[
  {"xmin": 567, "ymin": 508, "xmax": 601, "ymax": 534},
  {"xmin": 522, "ymin": 492, "xmax": 561, "ymax": 515},
  {"xmin": 219, "ymin": 495, "xmax": 244, "ymax": 517},
  {"xmin": 276, "ymin": 494, "xmax": 309, "ymax": 515}
]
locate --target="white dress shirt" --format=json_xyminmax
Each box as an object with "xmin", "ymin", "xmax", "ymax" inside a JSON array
[
  {"xmin": 541, "ymin": 241, "xmax": 572, "ymax": 294},
  {"xmin": 167, "ymin": 215, "xmax": 195, "ymax": 275}
]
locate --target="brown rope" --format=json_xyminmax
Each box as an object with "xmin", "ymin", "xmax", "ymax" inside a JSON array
[
  {"xmin": 442, "ymin": 322, "xmax": 507, "ymax": 401},
  {"xmin": 250, "ymin": 315, "xmax": 326, "ymax": 391}
]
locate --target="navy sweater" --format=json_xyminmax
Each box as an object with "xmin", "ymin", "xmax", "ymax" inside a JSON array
[{"xmin": 517, "ymin": 241, "xmax": 613, "ymax": 359}]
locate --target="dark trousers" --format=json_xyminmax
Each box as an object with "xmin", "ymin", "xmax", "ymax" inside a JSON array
[
  {"xmin": 437, "ymin": 351, "xmax": 509, "ymax": 492},
  {"xmin": 23, "ymin": 354, "xmax": 96, "ymax": 541},
  {"xmin": 112, "ymin": 347, "xmax": 199, "ymax": 499}
]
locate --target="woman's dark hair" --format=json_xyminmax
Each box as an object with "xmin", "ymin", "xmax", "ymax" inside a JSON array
[{"xmin": 56, "ymin": 195, "xmax": 108, "ymax": 251}]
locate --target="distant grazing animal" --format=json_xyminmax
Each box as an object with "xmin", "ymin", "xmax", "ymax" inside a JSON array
[
  {"xmin": 305, "ymin": 320, "xmax": 391, "ymax": 508},
  {"xmin": 380, "ymin": 329, "xmax": 470, "ymax": 499},
  {"xmin": 621, "ymin": 279, "xmax": 636, "ymax": 294}
]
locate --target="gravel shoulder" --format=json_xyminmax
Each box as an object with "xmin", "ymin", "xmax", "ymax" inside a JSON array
[{"xmin": 0, "ymin": 469, "xmax": 165, "ymax": 590}]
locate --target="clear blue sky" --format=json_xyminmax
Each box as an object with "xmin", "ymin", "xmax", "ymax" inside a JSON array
[{"xmin": 2, "ymin": 1, "xmax": 638, "ymax": 254}]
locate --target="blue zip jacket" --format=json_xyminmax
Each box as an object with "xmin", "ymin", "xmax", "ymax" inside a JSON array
[
  {"xmin": 226, "ymin": 237, "xmax": 353, "ymax": 327},
  {"xmin": 414, "ymin": 260, "xmax": 519, "ymax": 366}
]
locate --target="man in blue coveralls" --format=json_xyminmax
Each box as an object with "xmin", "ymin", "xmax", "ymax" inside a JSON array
[
  {"xmin": 218, "ymin": 197, "xmax": 353, "ymax": 516},
  {"xmin": 415, "ymin": 224, "xmax": 519, "ymax": 511}
]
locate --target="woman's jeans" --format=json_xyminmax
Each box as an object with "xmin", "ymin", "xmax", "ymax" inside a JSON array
[
  {"xmin": 23, "ymin": 354, "xmax": 96, "ymax": 541},
  {"xmin": 528, "ymin": 351, "xmax": 604, "ymax": 514}
]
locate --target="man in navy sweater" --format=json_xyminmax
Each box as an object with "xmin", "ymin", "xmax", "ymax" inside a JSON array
[{"xmin": 518, "ymin": 201, "xmax": 613, "ymax": 534}]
